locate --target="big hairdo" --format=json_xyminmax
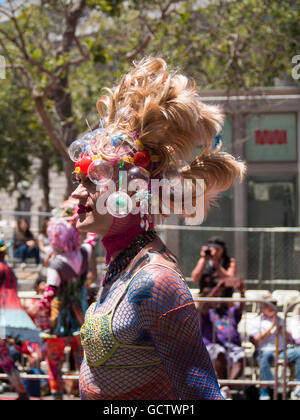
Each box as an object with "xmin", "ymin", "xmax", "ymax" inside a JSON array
[{"xmin": 96, "ymin": 57, "xmax": 245, "ymax": 219}]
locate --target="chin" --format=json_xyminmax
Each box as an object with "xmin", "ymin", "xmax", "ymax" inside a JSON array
[{"xmin": 76, "ymin": 213, "xmax": 96, "ymax": 233}]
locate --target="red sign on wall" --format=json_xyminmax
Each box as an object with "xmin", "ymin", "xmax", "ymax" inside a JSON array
[{"xmin": 255, "ymin": 130, "xmax": 287, "ymax": 145}]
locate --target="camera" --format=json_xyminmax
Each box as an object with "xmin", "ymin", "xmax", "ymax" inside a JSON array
[{"xmin": 205, "ymin": 248, "xmax": 211, "ymax": 257}]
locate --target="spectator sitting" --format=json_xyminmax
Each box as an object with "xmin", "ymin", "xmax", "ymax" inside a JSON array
[
  {"xmin": 199, "ymin": 277, "xmax": 245, "ymax": 399},
  {"xmin": 13, "ymin": 218, "xmax": 40, "ymax": 267},
  {"xmin": 191, "ymin": 236, "xmax": 236, "ymax": 295},
  {"xmin": 248, "ymin": 299, "xmax": 300, "ymax": 400}
]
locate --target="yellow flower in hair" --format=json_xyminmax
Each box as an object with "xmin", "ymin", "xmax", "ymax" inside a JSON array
[
  {"xmin": 123, "ymin": 156, "xmax": 134, "ymax": 163},
  {"xmin": 92, "ymin": 154, "xmax": 103, "ymax": 161}
]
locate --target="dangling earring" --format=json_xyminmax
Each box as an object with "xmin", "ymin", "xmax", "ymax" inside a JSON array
[
  {"xmin": 136, "ymin": 188, "xmax": 152, "ymax": 230},
  {"xmin": 106, "ymin": 158, "xmax": 132, "ymax": 218}
]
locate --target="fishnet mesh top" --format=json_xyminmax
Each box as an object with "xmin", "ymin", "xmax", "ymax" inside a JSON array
[{"xmin": 79, "ymin": 238, "xmax": 223, "ymax": 400}]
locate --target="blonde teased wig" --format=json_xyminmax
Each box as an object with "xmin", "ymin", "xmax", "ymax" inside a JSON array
[{"xmin": 96, "ymin": 57, "xmax": 246, "ymax": 221}]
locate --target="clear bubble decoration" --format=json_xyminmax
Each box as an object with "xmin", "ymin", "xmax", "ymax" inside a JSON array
[
  {"xmin": 100, "ymin": 133, "xmax": 117, "ymax": 157},
  {"xmin": 86, "ymin": 129, "xmax": 106, "ymax": 155},
  {"xmin": 106, "ymin": 191, "xmax": 133, "ymax": 218},
  {"xmin": 127, "ymin": 167, "xmax": 150, "ymax": 195},
  {"xmin": 87, "ymin": 159, "xmax": 113, "ymax": 186},
  {"xmin": 68, "ymin": 138, "xmax": 87, "ymax": 162},
  {"xmin": 128, "ymin": 167, "xmax": 150, "ymax": 185},
  {"xmin": 92, "ymin": 128, "xmax": 106, "ymax": 142},
  {"xmin": 110, "ymin": 130, "xmax": 135, "ymax": 157},
  {"xmin": 82, "ymin": 132, "xmax": 94, "ymax": 143}
]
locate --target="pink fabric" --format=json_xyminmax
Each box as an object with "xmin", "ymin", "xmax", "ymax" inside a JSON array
[
  {"xmin": 37, "ymin": 286, "xmax": 57, "ymax": 330},
  {"xmin": 101, "ymin": 213, "xmax": 154, "ymax": 264}
]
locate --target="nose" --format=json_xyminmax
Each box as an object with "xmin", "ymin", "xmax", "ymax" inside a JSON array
[{"xmin": 71, "ymin": 183, "xmax": 88, "ymax": 200}]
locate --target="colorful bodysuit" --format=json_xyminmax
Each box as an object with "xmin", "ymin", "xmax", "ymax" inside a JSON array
[{"xmin": 79, "ymin": 255, "xmax": 223, "ymax": 400}]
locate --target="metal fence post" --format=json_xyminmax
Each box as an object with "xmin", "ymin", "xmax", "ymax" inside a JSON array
[{"xmin": 283, "ymin": 300, "xmax": 300, "ymax": 400}]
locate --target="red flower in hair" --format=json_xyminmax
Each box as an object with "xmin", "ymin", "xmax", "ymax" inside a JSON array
[
  {"xmin": 76, "ymin": 153, "xmax": 93, "ymax": 174},
  {"xmin": 133, "ymin": 151, "xmax": 151, "ymax": 169}
]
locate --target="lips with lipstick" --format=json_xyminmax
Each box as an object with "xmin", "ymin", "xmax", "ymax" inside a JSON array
[{"xmin": 77, "ymin": 204, "xmax": 93, "ymax": 214}]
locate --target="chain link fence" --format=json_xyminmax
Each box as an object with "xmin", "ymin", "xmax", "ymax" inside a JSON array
[{"xmin": 158, "ymin": 225, "xmax": 300, "ymax": 290}]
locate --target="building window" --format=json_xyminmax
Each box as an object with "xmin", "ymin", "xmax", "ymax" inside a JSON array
[
  {"xmin": 245, "ymin": 113, "xmax": 297, "ymax": 162},
  {"xmin": 247, "ymin": 175, "xmax": 299, "ymax": 281}
]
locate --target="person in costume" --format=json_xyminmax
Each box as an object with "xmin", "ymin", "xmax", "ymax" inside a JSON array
[
  {"xmin": 0, "ymin": 238, "xmax": 41, "ymax": 400},
  {"xmin": 33, "ymin": 198, "xmax": 98, "ymax": 399},
  {"xmin": 70, "ymin": 57, "xmax": 246, "ymax": 400}
]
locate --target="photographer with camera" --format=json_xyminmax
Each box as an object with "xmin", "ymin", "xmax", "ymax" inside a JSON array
[{"xmin": 191, "ymin": 236, "xmax": 237, "ymax": 294}]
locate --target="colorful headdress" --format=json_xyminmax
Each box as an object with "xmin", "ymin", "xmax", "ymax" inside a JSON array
[
  {"xmin": 70, "ymin": 128, "xmax": 160, "ymax": 177},
  {"xmin": 48, "ymin": 197, "xmax": 81, "ymax": 254},
  {"xmin": 69, "ymin": 127, "xmax": 164, "ymax": 229}
]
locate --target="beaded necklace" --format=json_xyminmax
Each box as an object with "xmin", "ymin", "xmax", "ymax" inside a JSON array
[{"xmin": 102, "ymin": 230, "xmax": 156, "ymax": 286}]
